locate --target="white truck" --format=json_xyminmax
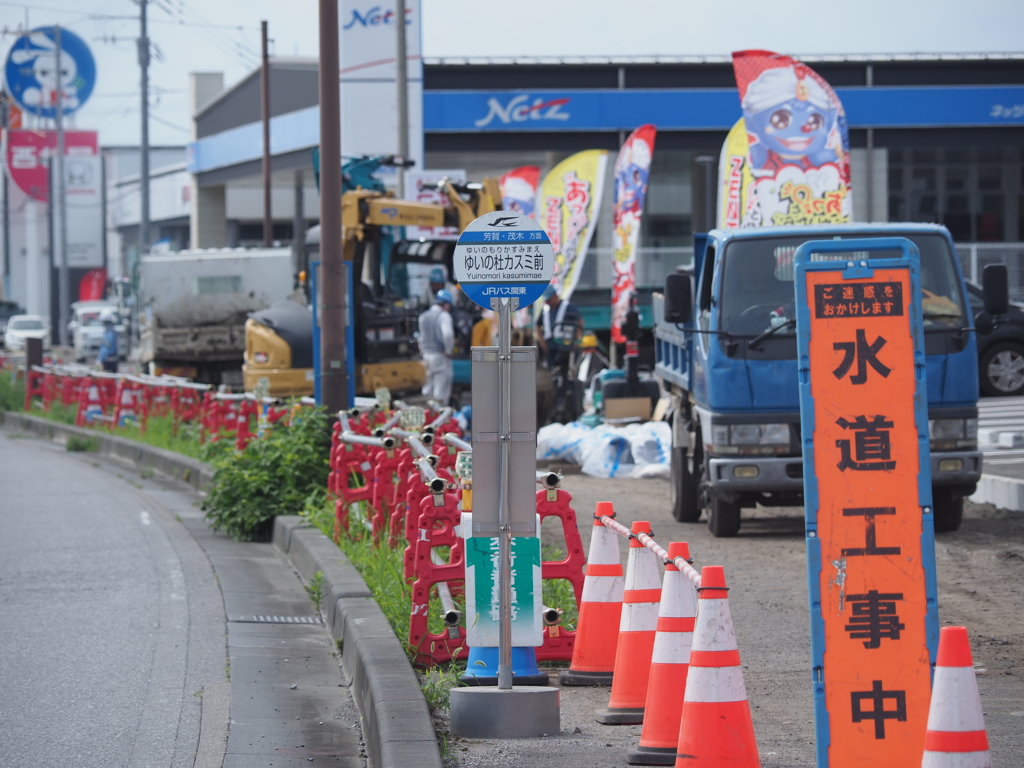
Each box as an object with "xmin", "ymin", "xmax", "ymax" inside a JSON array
[{"xmin": 139, "ymin": 248, "xmax": 293, "ymax": 385}]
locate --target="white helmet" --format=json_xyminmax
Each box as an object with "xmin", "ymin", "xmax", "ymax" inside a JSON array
[{"xmin": 100, "ymin": 309, "xmax": 116, "ymax": 324}]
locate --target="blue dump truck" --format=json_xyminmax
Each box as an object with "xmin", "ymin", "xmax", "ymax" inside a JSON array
[{"xmin": 654, "ymin": 223, "xmax": 1008, "ymax": 538}]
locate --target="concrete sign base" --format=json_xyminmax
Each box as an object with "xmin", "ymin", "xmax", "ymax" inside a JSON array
[{"xmin": 449, "ymin": 686, "xmax": 560, "ymax": 739}]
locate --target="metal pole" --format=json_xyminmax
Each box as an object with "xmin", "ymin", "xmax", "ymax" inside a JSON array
[
  {"xmin": 261, "ymin": 20, "xmax": 272, "ymax": 247},
  {"xmin": 394, "ymin": 0, "xmax": 408, "ymax": 197},
  {"xmin": 318, "ymin": 0, "xmax": 348, "ymax": 413},
  {"xmin": 292, "ymin": 169, "xmax": 304, "ymax": 283},
  {"xmin": 694, "ymin": 155, "xmax": 716, "ymax": 232},
  {"xmin": 55, "ymin": 25, "xmax": 68, "ymax": 347},
  {"xmin": 2, "ymin": 168, "xmax": 8, "ymax": 300},
  {"xmin": 138, "ymin": 0, "xmax": 150, "ymax": 261},
  {"xmin": 492, "ymin": 295, "xmax": 517, "ymax": 690}
]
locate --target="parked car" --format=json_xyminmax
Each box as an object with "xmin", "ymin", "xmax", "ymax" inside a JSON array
[
  {"xmin": 4, "ymin": 314, "xmax": 50, "ymax": 352},
  {"xmin": 68, "ymin": 301, "xmax": 128, "ymax": 361},
  {"xmin": 0, "ymin": 300, "xmax": 23, "ymax": 342},
  {"xmin": 967, "ymin": 280, "xmax": 1024, "ymax": 396}
]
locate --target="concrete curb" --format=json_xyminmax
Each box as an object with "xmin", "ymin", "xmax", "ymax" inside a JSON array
[
  {"xmin": 971, "ymin": 473, "xmax": 1024, "ymax": 512},
  {"xmin": 273, "ymin": 516, "xmax": 443, "ymax": 768},
  {"xmin": 1, "ymin": 411, "xmax": 213, "ymax": 491}
]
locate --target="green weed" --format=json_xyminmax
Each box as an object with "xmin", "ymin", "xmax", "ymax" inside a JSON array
[
  {"xmin": 305, "ymin": 570, "xmax": 327, "ymax": 614},
  {"xmin": 420, "ymin": 662, "xmax": 464, "ymax": 713},
  {"xmin": 66, "ymin": 434, "xmax": 100, "ymax": 452}
]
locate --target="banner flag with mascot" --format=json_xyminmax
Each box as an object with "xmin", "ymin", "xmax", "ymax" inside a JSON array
[
  {"xmin": 499, "ymin": 166, "xmax": 541, "ymax": 219},
  {"xmin": 538, "ymin": 149, "xmax": 608, "ymax": 302},
  {"xmin": 610, "ymin": 124, "xmax": 656, "ymax": 344},
  {"xmin": 718, "ymin": 50, "xmax": 851, "ymax": 229}
]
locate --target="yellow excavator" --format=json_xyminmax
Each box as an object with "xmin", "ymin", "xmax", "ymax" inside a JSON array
[{"xmin": 243, "ymin": 172, "xmax": 503, "ymax": 397}]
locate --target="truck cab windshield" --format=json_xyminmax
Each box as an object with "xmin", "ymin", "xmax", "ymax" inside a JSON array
[{"xmin": 719, "ymin": 233, "xmax": 966, "ymax": 337}]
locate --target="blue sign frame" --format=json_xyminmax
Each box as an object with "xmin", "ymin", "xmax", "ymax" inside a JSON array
[{"xmin": 794, "ymin": 237, "xmax": 939, "ymax": 767}]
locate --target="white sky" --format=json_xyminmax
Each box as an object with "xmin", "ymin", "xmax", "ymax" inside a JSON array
[{"xmin": 1, "ymin": 0, "xmax": 1022, "ymax": 147}]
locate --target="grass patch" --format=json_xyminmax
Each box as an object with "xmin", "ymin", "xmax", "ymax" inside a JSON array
[
  {"xmin": 66, "ymin": 434, "xmax": 100, "ymax": 452},
  {"xmin": 119, "ymin": 414, "xmax": 204, "ymax": 459},
  {"xmin": 0, "ymin": 370, "xmax": 25, "ymax": 412}
]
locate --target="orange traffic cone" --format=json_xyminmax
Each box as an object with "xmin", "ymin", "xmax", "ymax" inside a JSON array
[
  {"xmin": 595, "ymin": 519, "xmax": 661, "ymax": 725},
  {"xmin": 922, "ymin": 626, "xmax": 991, "ymax": 768},
  {"xmin": 560, "ymin": 501, "xmax": 625, "ymax": 686},
  {"xmin": 628, "ymin": 542, "xmax": 697, "ymax": 765},
  {"xmin": 676, "ymin": 565, "xmax": 760, "ymax": 767}
]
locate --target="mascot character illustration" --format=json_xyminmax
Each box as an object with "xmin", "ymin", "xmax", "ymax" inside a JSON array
[
  {"xmin": 613, "ymin": 136, "xmax": 652, "ymax": 218},
  {"xmin": 742, "ymin": 65, "xmax": 839, "ymax": 177}
]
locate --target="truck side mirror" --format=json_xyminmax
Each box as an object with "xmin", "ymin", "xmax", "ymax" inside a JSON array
[
  {"xmin": 663, "ymin": 272, "xmax": 692, "ymax": 324},
  {"xmin": 982, "ymin": 263, "xmax": 1009, "ymax": 316}
]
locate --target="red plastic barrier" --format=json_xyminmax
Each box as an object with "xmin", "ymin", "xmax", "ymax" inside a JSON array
[
  {"xmin": 408, "ymin": 489, "xmax": 468, "ymax": 666},
  {"xmin": 534, "ymin": 488, "xmax": 586, "ymax": 663}
]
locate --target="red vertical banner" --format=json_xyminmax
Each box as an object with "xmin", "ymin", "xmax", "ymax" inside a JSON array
[{"xmin": 796, "ymin": 239, "xmax": 938, "ymax": 768}]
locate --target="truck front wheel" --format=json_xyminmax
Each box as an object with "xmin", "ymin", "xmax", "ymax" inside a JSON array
[
  {"xmin": 707, "ymin": 496, "xmax": 742, "ymax": 537},
  {"xmin": 670, "ymin": 442, "xmax": 703, "ymax": 523},
  {"xmin": 932, "ymin": 487, "xmax": 964, "ymax": 533}
]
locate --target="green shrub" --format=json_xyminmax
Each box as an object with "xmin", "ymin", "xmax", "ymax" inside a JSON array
[
  {"xmin": 0, "ymin": 371, "xmax": 25, "ymax": 412},
  {"xmin": 202, "ymin": 406, "xmax": 331, "ymax": 541}
]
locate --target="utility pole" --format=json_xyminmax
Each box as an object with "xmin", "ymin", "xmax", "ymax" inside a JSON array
[
  {"xmin": 261, "ymin": 20, "xmax": 272, "ymax": 247},
  {"xmin": 138, "ymin": 0, "xmax": 150, "ymax": 264},
  {"xmin": 55, "ymin": 25, "xmax": 68, "ymax": 347},
  {"xmin": 394, "ymin": 0, "xmax": 408, "ymax": 197},
  {"xmin": 318, "ymin": 0, "xmax": 347, "ymax": 411}
]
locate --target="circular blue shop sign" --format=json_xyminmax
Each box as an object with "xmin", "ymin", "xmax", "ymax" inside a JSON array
[
  {"xmin": 5, "ymin": 26, "xmax": 97, "ymax": 118},
  {"xmin": 454, "ymin": 213, "xmax": 555, "ymax": 310}
]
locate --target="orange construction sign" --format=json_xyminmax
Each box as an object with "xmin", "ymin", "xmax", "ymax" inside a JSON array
[{"xmin": 795, "ymin": 238, "xmax": 939, "ymax": 768}]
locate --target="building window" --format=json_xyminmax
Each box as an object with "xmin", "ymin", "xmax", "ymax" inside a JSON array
[{"xmin": 888, "ymin": 147, "xmax": 1020, "ymax": 242}]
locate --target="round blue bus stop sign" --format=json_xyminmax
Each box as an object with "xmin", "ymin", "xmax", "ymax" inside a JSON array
[{"xmin": 453, "ymin": 213, "xmax": 555, "ymax": 310}]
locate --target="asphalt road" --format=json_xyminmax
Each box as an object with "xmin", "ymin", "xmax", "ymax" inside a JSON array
[
  {"xmin": 0, "ymin": 429, "xmax": 365, "ymax": 768},
  {"xmin": 0, "ymin": 430, "xmax": 226, "ymax": 768}
]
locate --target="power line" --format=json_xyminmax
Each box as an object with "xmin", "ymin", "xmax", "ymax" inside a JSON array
[
  {"xmin": 151, "ymin": 0, "xmax": 259, "ymax": 67},
  {"xmin": 0, "ymin": 0, "xmax": 257, "ymax": 29}
]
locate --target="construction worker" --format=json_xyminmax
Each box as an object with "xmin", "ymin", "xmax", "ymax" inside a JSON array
[
  {"xmin": 421, "ymin": 267, "xmax": 456, "ymax": 309},
  {"xmin": 537, "ymin": 285, "xmax": 583, "ymax": 369},
  {"xmin": 97, "ymin": 310, "xmax": 119, "ymax": 373},
  {"xmin": 418, "ymin": 289, "xmax": 455, "ymax": 405}
]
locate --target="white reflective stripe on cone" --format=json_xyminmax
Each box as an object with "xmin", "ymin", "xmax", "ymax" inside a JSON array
[
  {"xmin": 582, "ymin": 575, "xmax": 625, "ymax": 603},
  {"xmin": 619, "ymin": 602, "xmax": 660, "ymax": 632},
  {"xmin": 682, "ymin": 665, "xmax": 748, "ymax": 703},
  {"xmin": 624, "ymin": 549, "xmax": 661, "ymax": 592},
  {"xmin": 927, "ymin": 667, "xmax": 987, "ymax": 732},
  {"xmin": 922, "ymin": 752, "xmax": 993, "ymax": 768},
  {"xmin": 658, "ymin": 570, "xmax": 697, "ymax": 619},
  {"xmin": 692, "ymin": 598, "xmax": 738, "ymax": 652},
  {"xmin": 588, "ymin": 526, "xmax": 622, "ymax": 564},
  {"xmin": 651, "ymin": 629, "xmax": 692, "ymax": 665}
]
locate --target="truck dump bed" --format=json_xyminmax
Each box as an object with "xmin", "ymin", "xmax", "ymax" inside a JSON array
[{"xmin": 140, "ymin": 248, "xmax": 293, "ymax": 363}]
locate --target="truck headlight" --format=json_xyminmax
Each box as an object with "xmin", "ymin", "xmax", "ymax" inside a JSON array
[
  {"xmin": 708, "ymin": 422, "xmax": 791, "ymax": 455},
  {"xmin": 928, "ymin": 418, "xmax": 978, "ymax": 451}
]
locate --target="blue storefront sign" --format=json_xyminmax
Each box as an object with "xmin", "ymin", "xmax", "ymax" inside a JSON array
[{"xmin": 424, "ymin": 85, "xmax": 1024, "ymax": 132}]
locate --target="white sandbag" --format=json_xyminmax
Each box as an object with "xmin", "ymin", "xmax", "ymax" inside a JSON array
[
  {"xmin": 631, "ymin": 462, "xmax": 671, "ymax": 479},
  {"xmin": 627, "ymin": 421, "xmax": 671, "ymax": 466}
]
